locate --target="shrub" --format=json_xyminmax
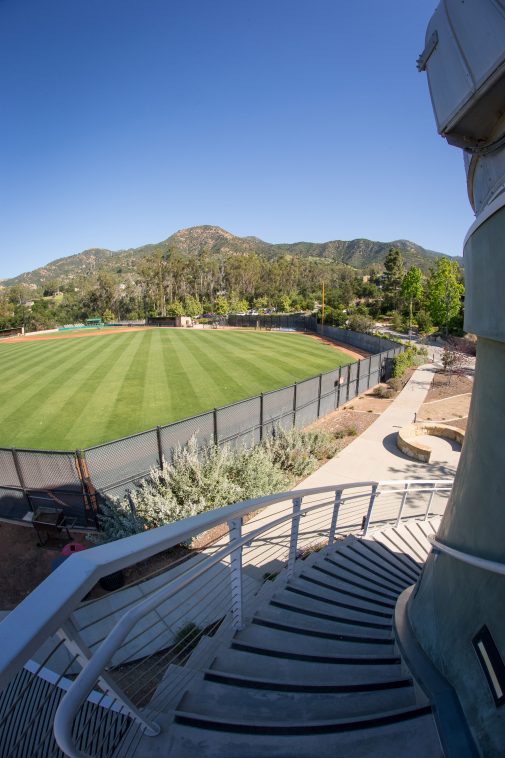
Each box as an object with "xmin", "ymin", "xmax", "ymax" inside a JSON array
[
  {"xmin": 334, "ymin": 425, "xmax": 358, "ymax": 439},
  {"xmin": 347, "ymin": 314, "xmax": 374, "ymax": 334},
  {"xmin": 387, "ymin": 376, "xmax": 404, "ymax": 392},
  {"xmin": 263, "ymin": 427, "xmax": 318, "ymax": 478},
  {"xmin": 416, "ymin": 309, "xmax": 433, "ymax": 334},
  {"xmin": 373, "ymin": 385, "xmax": 394, "ymax": 399},
  {"xmin": 95, "ymin": 439, "xmax": 281, "ymax": 542},
  {"xmin": 390, "ymin": 311, "xmax": 403, "ymax": 332},
  {"xmin": 302, "ymin": 429, "xmax": 340, "ymax": 460},
  {"xmin": 95, "ymin": 428, "xmax": 341, "ymax": 543},
  {"xmin": 228, "ymin": 444, "xmax": 289, "ymax": 499}
]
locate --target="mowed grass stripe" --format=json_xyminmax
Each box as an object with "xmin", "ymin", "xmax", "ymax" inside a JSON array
[
  {"xmin": 0, "ymin": 329, "xmax": 355, "ymax": 449},
  {"xmin": 63, "ymin": 331, "xmax": 152, "ymax": 446},
  {"xmin": 217, "ymin": 330, "xmax": 349, "ymax": 371},
  {"xmin": 160, "ymin": 330, "xmax": 223, "ymax": 414},
  {"xmin": 140, "ymin": 328, "xmax": 168, "ymax": 425},
  {"xmin": 0, "ymin": 335, "xmax": 107, "ymax": 393},
  {"xmin": 1, "ymin": 335, "xmax": 133, "ymax": 449},
  {"xmin": 100, "ymin": 330, "xmax": 156, "ymax": 439},
  {"xmin": 194, "ymin": 333, "xmax": 306, "ymax": 394},
  {"xmin": 230, "ymin": 330, "xmax": 347, "ymax": 366},
  {"xmin": 179, "ymin": 334, "xmax": 253, "ymax": 407},
  {"xmin": 0, "ymin": 335, "xmax": 124, "ymax": 431},
  {"xmin": 211, "ymin": 332, "xmax": 347, "ymax": 386},
  {"xmin": 42, "ymin": 334, "xmax": 142, "ymax": 448}
]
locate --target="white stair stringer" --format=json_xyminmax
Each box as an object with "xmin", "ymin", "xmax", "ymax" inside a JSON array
[{"xmin": 134, "ymin": 518, "xmax": 445, "ymax": 757}]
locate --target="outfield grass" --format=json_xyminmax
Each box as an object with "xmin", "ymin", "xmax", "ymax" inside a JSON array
[{"xmin": 0, "ymin": 328, "xmax": 351, "ymax": 450}]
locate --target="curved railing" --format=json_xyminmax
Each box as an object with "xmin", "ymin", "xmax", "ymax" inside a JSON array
[
  {"xmin": 430, "ymin": 537, "xmax": 505, "ymax": 575},
  {"xmin": 0, "ymin": 478, "xmax": 452, "ymax": 758}
]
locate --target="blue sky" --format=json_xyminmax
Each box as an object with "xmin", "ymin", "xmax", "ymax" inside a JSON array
[{"xmin": 0, "ymin": 0, "xmax": 473, "ymax": 279}]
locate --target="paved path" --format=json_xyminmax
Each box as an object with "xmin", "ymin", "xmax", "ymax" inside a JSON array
[{"xmin": 295, "ymin": 362, "xmax": 460, "ymax": 487}]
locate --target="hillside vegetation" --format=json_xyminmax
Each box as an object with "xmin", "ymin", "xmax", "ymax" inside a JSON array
[{"xmin": 2, "ymin": 225, "xmax": 456, "ymax": 289}]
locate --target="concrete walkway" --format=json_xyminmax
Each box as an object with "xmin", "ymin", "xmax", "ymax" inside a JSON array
[{"xmin": 296, "ymin": 362, "xmax": 461, "ymax": 487}]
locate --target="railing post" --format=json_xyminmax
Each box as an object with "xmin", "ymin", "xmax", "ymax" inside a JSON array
[
  {"xmin": 328, "ymin": 490, "xmax": 342, "ymax": 545},
  {"xmin": 56, "ymin": 618, "xmax": 160, "ymax": 736},
  {"xmin": 396, "ymin": 482, "xmax": 411, "ymax": 526},
  {"xmin": 287, "ymin": 496, "xmax": 303, "ymax": 578},
  {"xmin": 228, "ymin": 518, "xmax": 244, "ymax": 630},
  {"xmin": 424, "ymin": 484, "xmax": 437, "ymax": 520},
  {"xmin": 363, "ymin": 484, "xmax": 378, "ymax": 536}
]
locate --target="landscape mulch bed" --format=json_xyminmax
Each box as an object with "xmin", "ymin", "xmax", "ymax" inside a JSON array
[{"xmin": 425, "ymin": 370, "xmax": 474, "ymax": 402}]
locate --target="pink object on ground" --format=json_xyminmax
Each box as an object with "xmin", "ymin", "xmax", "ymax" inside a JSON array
[{"xmin": 61, "ymin": 542, "xmax": 86, "ymax": 556}]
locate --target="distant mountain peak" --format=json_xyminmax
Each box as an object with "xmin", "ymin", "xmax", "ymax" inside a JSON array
[{"xmin": 1, "ymin": 226, "xmax": 457, "ymax": 288}]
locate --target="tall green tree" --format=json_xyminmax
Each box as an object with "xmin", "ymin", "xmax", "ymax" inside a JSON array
[
  {"xmin": 427, "ymin": 258, "xmax": 464, "ymax": 336},
  {"xmin": 213, "ymin": 295, "xmax": 229, "ymax": 315},
  {"xmin": 382, "ymin": 248, "xmax": 405, "ymax": 311},
  {"xmin": 401, "ymin": 266, "xmax": 424, "ymax": 338}
]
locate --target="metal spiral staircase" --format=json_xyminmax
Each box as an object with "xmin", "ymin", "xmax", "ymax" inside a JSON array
[{"xmin": 0, "ymin": 479, "xmax": 474, "ymax": 757}]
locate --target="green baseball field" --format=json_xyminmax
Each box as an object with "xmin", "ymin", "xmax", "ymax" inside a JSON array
[{"xmin": 0, "ymin": 328, "xmax": 352, "ymax": 450}]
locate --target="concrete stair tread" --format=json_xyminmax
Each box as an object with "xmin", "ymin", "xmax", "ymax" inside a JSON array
[
  {"xmin": 233, "ymin": 621, "xmax": 395, "ymax": 656},
  {"xmin": 351, "ymin": 536, "xmax": 421, "ymax": 583},
  {"xmin": 176, "ymin": 676, "xmax": 418, "ymax": 721},
  {"xmin": 372, "ymin": 527, "xmax": 427, "ymax": 564},
  {"xmin": 417, "ymin": 519, "xmax": 439, "ymax": 543},
  {"xmin": 210, "ymin": 649, "xmax": 403, "ymax": 683},
  {"xmin": 340, "ymin": 538, "xmax": 419, "ymax": 585},
  {"xmin": 272, "ymin": 585, "xmax": 394, "ymax": 619},
  {"xmin": 201, "ymin": 668, "xmax": 415, "ymax": 694},
  {"xmin": 174, "ymin": 702, "xmax": 433, "ymax": 733},
  {"xmin": 311, "ymin": 561, "xmax": 400, "ymax": 601},
  {"xmin": 324, "ymin": 549, "xmax": 410, "ymax": 593},
  {"xmin": 402, "ymin": 522, "xmax": 433, "ymax": 555},
  {"xmin": 257, "ymin": 599, "xmax": 393, "ymax": 634},
  {"xmin": 296, "ymin": 566, "xmax": 398, "ymax": 607},
  {"xmin": 317, "ymin": 552, "xmax": 405, "ymax": 596},
  {"xmin": 166, "ymin": 711, "xmax": 443, "ymax": 758}
]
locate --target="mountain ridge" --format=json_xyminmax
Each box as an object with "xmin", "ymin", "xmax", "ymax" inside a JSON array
[{"xmin": 1, "ymin": 225, "xmax": 460, "ymax": 288}]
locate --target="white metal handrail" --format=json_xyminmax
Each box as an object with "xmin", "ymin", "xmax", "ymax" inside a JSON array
[
  {"xmin": 0, "ymin": 478, "xmax": 453, "ymax": 758},
  {"xmin": 430, "ymin": 537, "xmax": 505, "ymax": 575}
]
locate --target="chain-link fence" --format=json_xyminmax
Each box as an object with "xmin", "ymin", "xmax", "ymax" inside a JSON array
[{"xmin": 0, "ymin": 323, "xmax": 404, "ymax": 527}]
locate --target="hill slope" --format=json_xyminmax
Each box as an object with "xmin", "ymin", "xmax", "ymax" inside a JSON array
[{"xmin": 2, "ymin": 225, "xmax": 457, "ymax": 288}]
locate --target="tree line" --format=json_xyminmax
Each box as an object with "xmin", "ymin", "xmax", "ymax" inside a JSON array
[{"xmin": 0, "ymin": 247, "xmax": 464, "ymax": 336}]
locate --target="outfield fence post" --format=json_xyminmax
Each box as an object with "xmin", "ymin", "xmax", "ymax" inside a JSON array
[
  {"xmin": 259, "ymin": 393, "xmax": 264, "ymax": 441},
  {"xmin": 292, "ymin": 383, "xmax": 297, "ymax": 427},
  {"xmin": 76, "ymin": 450, "xmax": 99, "ymax": 528},
  {"xmin": 317, "ymin": 373, "xmax": 323, "ymax": 418},
  {"xmin": 156, "ymin": 426, "xmax": 164, "ymax": 469},
  {"xmin": 11, "ymin": 449, "xmax": 31, "ymax": 512},
  {"xmin": 213, "ymin": 408, "xmax": 218, "ymax": 445}
]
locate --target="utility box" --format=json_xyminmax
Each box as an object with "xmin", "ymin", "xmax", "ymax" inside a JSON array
[{"xmin": 418, "ymin": 0, "xmax": 505, "ymax": 149}]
